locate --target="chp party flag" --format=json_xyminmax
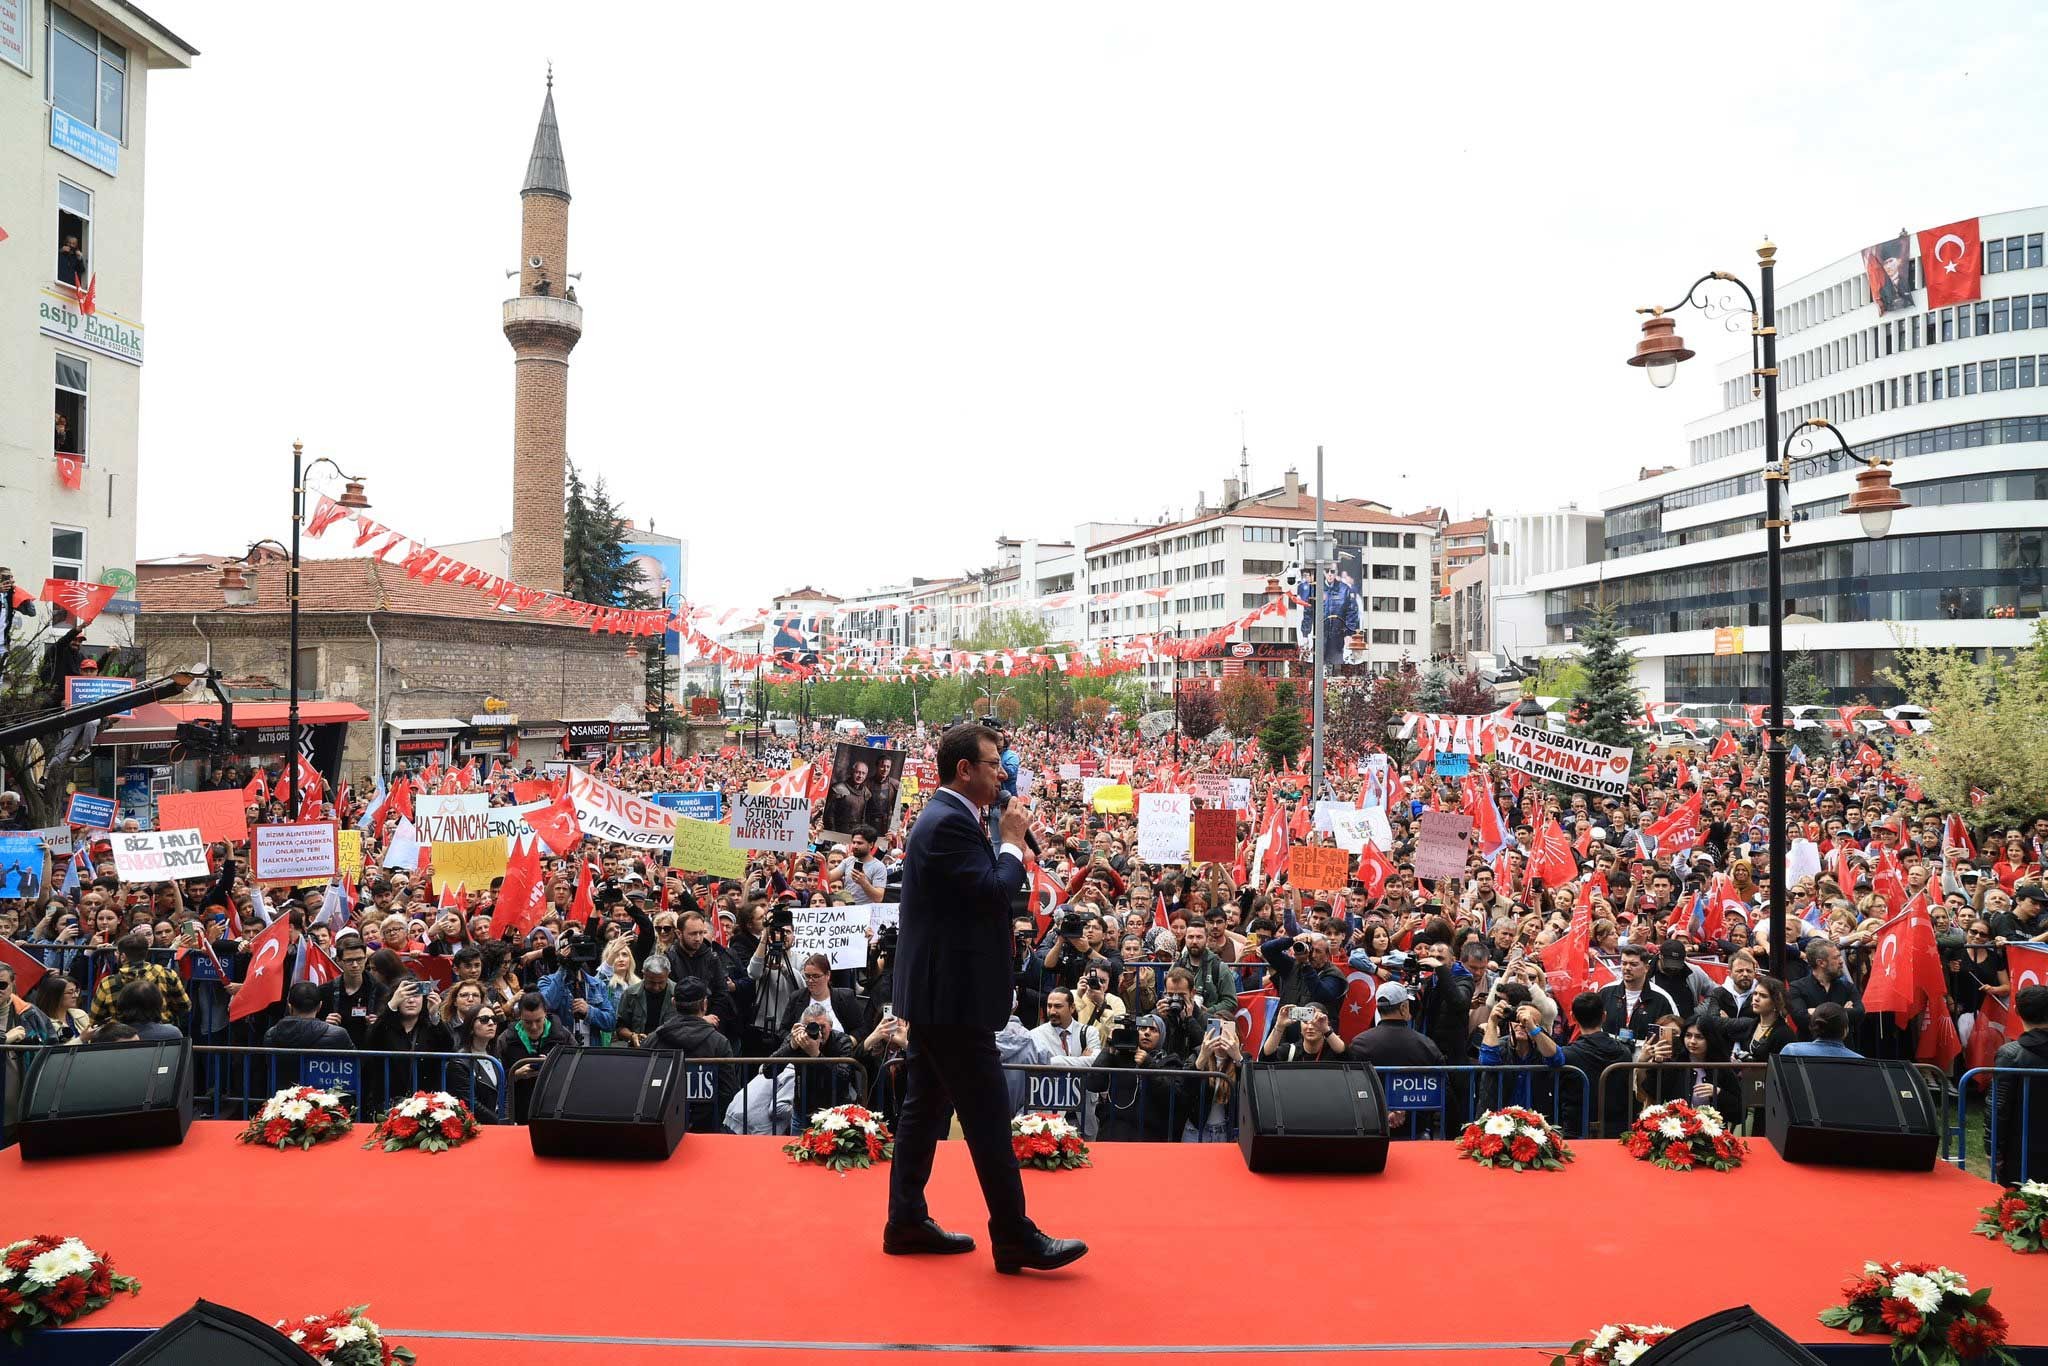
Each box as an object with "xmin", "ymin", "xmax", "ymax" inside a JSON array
[{"xmin": 40, "ymin": 577, "xmax": 117, "ymax": 626}]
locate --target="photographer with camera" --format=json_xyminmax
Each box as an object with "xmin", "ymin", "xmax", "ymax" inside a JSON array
[
  {"xmin": 745, "ymin": 903, "xmax": 806, "ymax": 1056},
  {"xmin": 1260, "ymin": 1002, "xmax": 1347, "ymax": 1062},
  {"xmin": 1085, "ymin": 1012, "xmax": 1195, "ymax": 1142},
  {"xmin": 1041, "ymin": 908, "xmax": 1110, "ymax": 995},
  {"xmin": 1259, "ymin": 928, "xmax": 1343, "ymax": 1024},
  {"xmin": 773, "ymin": 1000, "xmax": 862, "ymax": 1112},
  {"xmin": 1475, "ymin": 982, "xmax": 1561, "ymax": 1115},
  {"xmin": 1152, "ymin": 966, "xmax": 1210, "ymax": 1060},
  {"xmin": 537, "ymin": 927, "xmax": 618, "ymax": 1046}
]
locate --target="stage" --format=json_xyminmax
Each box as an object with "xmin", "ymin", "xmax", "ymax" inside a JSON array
[{"xmin": 8, "ymin": 1123, "xmax": 2047, "ymax": 1363}]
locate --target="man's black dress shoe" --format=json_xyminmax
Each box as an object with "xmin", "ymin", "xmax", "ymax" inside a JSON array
[
  {"xmin": 992, "ymin": 1232, "xmax": 1088, "ymax": 1274},
  {"xmin": 882, "ymin": 1218, "xmax": 976, "ymax": 1255}
]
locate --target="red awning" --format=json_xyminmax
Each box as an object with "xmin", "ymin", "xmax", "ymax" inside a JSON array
[{"xmin": 97, "ymin": 700, "xmax": 369, "ymax": 746}]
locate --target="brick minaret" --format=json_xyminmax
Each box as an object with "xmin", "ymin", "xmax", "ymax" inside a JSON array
[{"xmin": 502, "ymin": 72, "xmax": 581, "ymax": 593}]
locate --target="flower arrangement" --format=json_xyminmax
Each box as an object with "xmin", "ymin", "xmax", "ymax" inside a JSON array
[
  {"xmin": 1817, "ymin": 1262, "xmax": 2017, "ymax": 1365},
  {"xmin": 273, "ymin": 1305, "xmax": 415, "ymax": 1366},
  {"xmin": 238, "ymin": 1086, "xmax": 353, "ymax": 1151},
  {"xmin": 782, "ymin": 1104, "xmax": 893, "ymax": 1172},
  {"xmin": 0, "ymin": 1236, "xmax": 140, "ymax": 1342},
  {"xmin": 364, "ymin": 1092, "xmax": 480, "ymax": 1154},
  {"xmin": 1974, "ymin": 1181, "xmax": 2048, "ymax": 1254},
  {"xmin": 1454, "ymin": 1106, "xmax": 1574, "ymax": 1171},
  {"xmin": 1011, "ymin": 1111, "xmax": 1091, "ymax": 1171},
  {"xmin": 1549, "ymin": 1321, "xmax": 1674, "ymax": 1365},
  {"xmin": 1622, "ymin": 1101, "xmax": 1748, "ymax": 1172}
]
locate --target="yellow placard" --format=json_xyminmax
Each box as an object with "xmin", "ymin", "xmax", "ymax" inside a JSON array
[
  {"xmin": 1091, "ymin": 783, "xmax": 1134, "ymax": 814},
  {"xmin": 338, "ymin": 829, "xmax": 363, "ymax": 884},
  {"xmin": 901, "ymin": 774, "xmax": 920, "ymax": 799},
  {"xmin": 432, "ymin": 836, "xmax": 509, "ymax": 892},
  {"xmin": 670, "ymin": 816, "xmax": 748, "ymax": 877}
]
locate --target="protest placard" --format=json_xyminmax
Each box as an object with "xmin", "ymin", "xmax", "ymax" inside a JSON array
[
  {"xmin": 1312, "ymin": 799, "xmax": 1348, "ymax": 834},
  {"xmin": 1328, "ymin": 808, "xmax": 1373, "ymax": 854},
  {"xmin": 649, "ymin": 791, "xmax": 724, "ymax": 821},
  {"xmin": 0, "ymin": 833, "xmax": 47, "ymax": 900},
  {"xmin": 733, "ymin": 794, "xmax": 810, "ymax": 853},
  {"xmin": 1227, "ymin": 777, "xmax": 1252, "ymax": 811},
  {"xmin": 1136, "ymin": 793, "xmax": 1191, "ymax": 863},
  {"xmin": 156, "ymin": 789, "xmax": 250, "ymax": 846},
  {"xmin": 111, "ymin": 828, "xmax": 209, "ymax": 883},
  {"xmin": 1434, "ymin": 751, "xmax": 1470, "ymax": 777},
  {"xmin": 64, "ymin": 792, "xmax": 116, "ymax": 830},
  {"xmin": 251, "ymin": 822, "xmax": 339, "ymax": 881},
  {"xmin": 415, "ymin": 794, "xmax": 491, "ymax": 844},
  {"xmin": 792, "ymin": 904, "xmax": 869, "ymax": 970},
  {"xmin": 432, "ymin": 837, "xmax": 510, "ymax": 892},
  {"xmin": 382, "ymin": 819, "xmax": 420, "ymax": 870},
  {"xmin": 1290, "ymin": 845, "xmax": 1350, "ymax": 892},
  {"xmin": 1361, "ymin": 805, "xmax": 1394, "ymax": 851},
  {"xmin": 1090, "ymin": 783, "xmax": 1134, "ymax": 815},
  {"xmin": 1414, "ymin": 811, "xmax": 1474, "ymax": 881},
  {"xmin": 1192, "ymin": 807, "xmax": 1238, "ymax": 864},
  {"xmin": 567, "ymin": 766, "xmax": 676, "ymax": 852},
  {"xmin": 1499, "ymin": 721, "xmax": 1633, "ymax": 798},
  {"xmin": 338, "ymin": 829, "xmax": 364, "ymax": 884},
  {"xmin": 484, "ymin": 800, "xmax": 550, "ymax": 841},
  {"xmin": 670, "ymin": 816, "xmax": 748, "ymax": 877},
  {"xmin": 1105, "ymin": 758, "xmax": 1134, "ymax": 779},
  {"xmin": 1192, "ymin": 773, "xmax": 1231, "ymax": 806},
  {"xmin": 1057, "ymin": 763, "xmax": 1081, "ymax": 781},
  {"xmin": 821, "ymin": 742, "xmax": 906, "ymax": 838}
]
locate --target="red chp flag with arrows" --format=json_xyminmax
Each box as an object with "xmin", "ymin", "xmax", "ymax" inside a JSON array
[
  {"xmin": 1861, "ymin": 894, "xmax": 1960, "ymax": 1068},
  {"xmin": 228, "ymin": 916, "xmax": 294, "ymax": 1022},
  {"xmin": 41, "ymin": 577, "xmax": 117, "ymax": 626}
]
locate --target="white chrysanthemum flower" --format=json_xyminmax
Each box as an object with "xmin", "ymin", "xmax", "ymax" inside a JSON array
[
  {"xmin": 25, "ymin": 1243, "xmax": 94, "ymax": 1287},
  {"xmin": 1658, "ymin": 1117, "xmax": 1687, "ymax": 1139},
  {"xmin": 306, "ymin": 1092, "xmax": 340, "ymax": 1108},
  {"xmin": 396, "ymin": 1097, "xmax": 429, "ymax": 1118},
  {"xmin": 1864, "ymin": 1261, "xmax": 1887, "ymax": 1274},
  {"xmin": 1638, "ymin": 1105, "xmax": 1666, "ymax": 1121},
  {"xmin": 820, "ymin": 1113, "xmax": 848, "ymax": 1131},
  {"xmin": 1612, "ymin": 1339, "xmax": 1649, "ymax": 1364},
  {"xmin": 1643, "ymin": 1325, "xmax": 1674, "ymax": 1335},
  {"xmin": 279, "ymin": 1098, "xmax": 313, "ymax": 1121},
  {"xmin": 1590, "ymin": 1325, "xmax": 1620, "ymax": 1351},
  {"xmin": 1699, "ymin": 1113, "xmax": 1723, "ymax": 1137},
  {"xmin": 1930, "ymin": 1266, "xmax": 1967, "ymax": 1293},
  {"xmin": 1483, "ymin": 1113, "xmax": 1517, "ymax": 1137},
  {"xmin": 1889, "ymin": 1271, "xmax": 1941, "ymax": 1314},
  {"xmin": 289, "ymin": 1330, "xmax": 307, "ymax": 1343},
  {"xmin": 327, "ymin": 1324, "xmax": 367, "ymax": 1346},
  {"xmin": 430, "ymin": 1108, "xmax": 454, "ymax": 1122},
  {"xmin": 2020, "ymin": 1180, "xmax": 2048, "ymax": 1200}
]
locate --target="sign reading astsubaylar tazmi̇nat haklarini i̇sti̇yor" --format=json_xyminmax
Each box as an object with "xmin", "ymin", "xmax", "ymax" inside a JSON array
[{"xmin": 1499, "ymin": 721, "xmax": 1634, "ymax": 799}]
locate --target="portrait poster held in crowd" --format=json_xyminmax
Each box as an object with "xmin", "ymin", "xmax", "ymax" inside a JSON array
[
  {"xmin": 820, "ymin": 742, "xmax": 905, "ymax": 840},
  {"xmin": 0, "ymin": 832, "xmax": 47, "ymax": 900}
]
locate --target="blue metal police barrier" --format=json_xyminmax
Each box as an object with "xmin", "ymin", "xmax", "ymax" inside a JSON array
[
  {"xmin": 1371, "ymin": 1065, "xmax": 1593, "ymax": 1141},
  {"xmin": 190, "ymin": 1047, "xmax": 508, "ymax": 1124},
  {"xmin": 9, "ymin": 944, "xmax": 224, "ymax": 1042},
  {"xmin": 688, "ymin": 1055, "xmax": 871, "ymax": 1137},
  {"xmin": 1956, "ymin": 1067, "xmax": 2043, "ymax": 1184}
]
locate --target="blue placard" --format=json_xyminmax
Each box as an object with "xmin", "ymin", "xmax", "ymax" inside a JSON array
[
  {"xmin": 649, "ymin": 791, "xmax": 723, "ymax": 821},
  {"xmin": 680, "ymin": 1061, "xmax": 723, "ymax": 1104},
  {"xmin": 1383, "ymin": 1070, "xmax": 1444, "ymax": 1112},
  {"xmin": 50, "ymin": 107, "xmax": 119, "ymax": 176},
  {"xmin": 1434, "ymin": 751, "xmax": 1470, "ymax": 777},
  {"xmin": 65, "ymin": 792, "xmax": 116, "ymax": 829},
  {"xmin": 1023, "ymin": 1071, "xmax": 1084, "ymax": 1114},
  {"xmin": 66, "ymin": 675, "xmax": 138, "ymax": 717},
  {"xmin": 0, "ymin": 832, "xmax": 48, "ymax": 901},
  {"xmin": 864, "ymin": 735, "xmax": 890, "ymax": 749},
  {"xmin": 302, "ymin": 1054, "xmax": 360, "ymax": 1100}
]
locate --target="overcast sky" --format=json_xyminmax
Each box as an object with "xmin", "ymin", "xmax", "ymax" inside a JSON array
[{"xmin": 134, "ymin": 1, "xmax": 2047, "ymax": 609}]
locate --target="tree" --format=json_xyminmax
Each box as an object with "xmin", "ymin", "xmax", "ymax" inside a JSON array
[
  {"xmin": 1324, "ymin": 679, "xmax": 1376, "ymax": 755},
  {"xmin": 1362, "ymin": 664, "xmax": 1420, "ymax": 764},
  {"xmin": 0, "ymin": 610, "xmax": 109, "ymax": 827},
  {"xmin": 1219, "ymin": 673, "xmax": 1274, "ymax": 736},
  {"xmin": 1258, "ymin": 702, "xmax": 1307, "ymax": 771},
  {"xmin": 1075, "ymin": 695, "xmax": 1111, "ymax": 729},
  {"xmin": 1415, "ymin": 663, "xmax": 1451, "ymax": 714},
  {"xmin": 955, "ymin": 613, "xmax": 1050, "ymax": 651},
  {"xmin": 1445, "ymin": 670, "xmax": 1496, "ymax": 715},
  {"xmin": 1887, "ymin": 623, "xmax": 2048, "ymax": 827},
  {"xmin": 1783, "ymin": 650, "xmax": 1831, "ymax": 708},
  {"xmin": 1176, "ymin": 685, "xmax": 1222, "ymax": 739},
  {"xmin": 1569, "ymin": 602, "xmax": 1641, "ymax": 762},
  {"xmin": 1533, "ymin": 654, "xmax": 1587, "ymax": 700},
  {"xmin": 562, "ymin": 463, "xmax": 653, "ymax": 608}
]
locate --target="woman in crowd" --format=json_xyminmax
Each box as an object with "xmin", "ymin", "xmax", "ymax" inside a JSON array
[
  {"xmin": 1952, "ymin": 914, "xmax": 2008, "ymax": 1054},
  {"xmin": 602, "ymin": 937, "xmax": 640, "ymax": 997},
  {"xmin": 450, "ymin": 1007, "xmax": 506, "ymax": 1123},
  {"xmin": 1991, "ymin": 832, "xmax": 2039, "ymax": 894},
  {"xmin": 1182, "ymin": 1022, "xmax": 1242, "ymax": 1143},
  {"xmin": 438, "ymin": 980, "xmax": 487, "ymax": 1037},
  {"xmin": 479, "ymin": 940, "xmax": 522, "ymax": 1017},
  {"xmin": 28, "ymin": 974, "xmax": 90, "ymax": 1044}
]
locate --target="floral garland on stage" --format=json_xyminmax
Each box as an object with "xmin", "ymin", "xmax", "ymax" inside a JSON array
[
  {"xmin": 274, "ymin": 1305, "xmax": 415, "ymax": 1366},
  {"xmin": 364, "ymin": 1092, "xmax": 480, "ymax": 1154},
  {"xmin": 1622, "ymin": 1101, "xmax": 1747, "ymax": 1171},
  {"xmin": 239, "ymin": 1086, "xmax": 353, "ymax": 1150},
  {"xmin": 1549, "ymin": 1321, "xmax": 1674, "ymax": 1365},
  {"xmin": 1011, "ymin": 1112, "xmax": 1090, "ymax": 1171},
  {"xmin": 0, "ymin": 1236, "xmax": 140, "ymax": 1342},
  {"xmin": 1974, "ymin": 1181, "xmax": 2048, "ymax": 1255},
  {"xmin": 783, "ymin": 1104, "xmax": 893, "ymax": 1172},
  {"xmin": 1455, "ymin": 1106, "xmax": 1574, "ymax": 1171},
  {"xmin": 1818, "ymin": 1262, "xmax": 2016, "ymax": 1365}
]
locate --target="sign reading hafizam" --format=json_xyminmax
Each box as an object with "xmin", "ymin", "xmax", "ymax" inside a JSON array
[
  {"xmin": 792, "ymin": 905, "xmax": 870, "ymax": 970},
  {"xmin": 1500, "ymin": 721, "xmax": 1633, "ymax": 798}
]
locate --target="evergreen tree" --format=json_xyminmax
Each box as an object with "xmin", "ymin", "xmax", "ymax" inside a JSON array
[
  {"xmin": 1569, "ymin": 602, "xmax": 1640, "ymax": 761},
  {"xmin": 1783, "ymin": 650, "xmax": 1831, "ymax": 707},
  {"xmin": 562, "ymin": 463, "xmax": 653, "ymax": 607},
  {"xmin": 1416, "ymin": 663, "xmax": 1451, "ymax": 713},
  {"xmin": 1258, "ymin": 702, "xmax": 1307, "ymax": 771}
]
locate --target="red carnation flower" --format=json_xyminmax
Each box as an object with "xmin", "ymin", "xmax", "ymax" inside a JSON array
[
  {"xmin": 3, "ymin": 1248, "xmax": 32, "ymax": 1272},
  {"xmin": 865, "ymin": 1134, "xmax": 882, "ymax": 1159},
  {"xmin": 439, "ymin": 1115, "xmax": 464, "ymax": 1139},
  {"xmin": 1478, "ymin": 1134, "xmax": 1505, "ymax": 1158},
  {"xmin": 1509, "ymin": 1135, "xmax": 1539, "ymax": 1164},
  {"xmin": 1880, "ymin": 1299, "xmax": 1922, "ymax": 1336},
  {"xmin": 1625, "ymin": 1131, "xmax": 1653, "ymax": 1157},
  {"xmin": 1949, "ymin": 1317, "xmax": 1998, "ymax": 1359},
  {"xmin": 388, "ymin": 1115, "xmax": 419, "ymax": 1139},
  {"xmin": 263, "ymin": 1117, "xmax": 291, "ymax": 1144},
  {"xmin": 0, "ymin": 1288, "xmax": 25, "ymax": 1311},
  {"xmin": 1975, "ymin": 1304, "xmax": 2008, "ymax": 1341},
  {"xmin": 1666, "ymin": 1144, "xmax": 1695, "ymax": 1167}
]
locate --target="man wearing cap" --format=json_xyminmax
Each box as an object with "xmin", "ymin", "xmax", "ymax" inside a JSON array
[
  {"xmin": 649, "ymin": 976, "xmax": 738, "ymax": 1131},
  {"xmin": 1987, "ymin": 884, "xmax": 2048, "ymax": 946},
  {"xmin": 1346, "ymin": 982, "xmax": 1445, "ymax": 1068}
]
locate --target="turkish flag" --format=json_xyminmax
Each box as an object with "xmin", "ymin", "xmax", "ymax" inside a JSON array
[
  {"xmin": 1336, "ymin": 971, "xmax": 1377, "ymax": 1043},
  {"xmin": 1965, "ymin": 991, "xmax": 2015, "ymax": 1089},
  {"xmin": 1862, "ymin": 895, "xmax": 1943, "ymax": 1017},
  {"xmin": 1869, "ymin": 847, "xmax": 1909, "ymax": 918},
  {"xmin": 566, "ymin": 856, "xmax": 597, "ymax": 927},
  {"xmin": 40, "ymin": 577, "xmax": 115, "ymax": 625},
  {"xmin": 1233, "ymin": 987, "xmax": 1278, "ymax": 1058},
  {"xmin": 293, "ymin": 938, "xmax": 340, "ymax": 987},
  {"xmin": 1356, "ymin": 840, "xmax": 1393, "ymax": 900},
  {"xmin": 511, "ymin": 779, "xmax": 555, "ymax": 805},
  {"xmin": 1918, "ymin": 218, "xmax": 1982, "ymax": 308},
  {"xmin": 0, "ymin": 937, "xmax": 50, "ymax": 996},
  {"xmin": 491, "ymin": 837, "xmax": 548, "ymax": 937},
  {"xmin": 1026, "ymin": 860, "xmax": 1060, "ymax": 937},
  {"xmin": 1709, "ymin": 730, "xmax": 1739, "ymax": 762},
  {"xmin": 228, "ymin": 917, "xmax": 293, "ymax": 1022},
  {"xmin": 526, "ymin": 793, "xmax": 581, "ymax": 856},
  {"xmin": 244, "ymin": 768, "xmax": 269, "ymax": 807}
]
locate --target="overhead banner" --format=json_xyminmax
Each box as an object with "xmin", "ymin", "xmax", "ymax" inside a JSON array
[
  {"xmin": 567, "ymin": 766, "xmax": 677, "ymax": 852},
  {"xmin": 111, "ymin": 828, "xmax": 209, "ymax": 883},
  {"xmin": 1861, "ymin": 228, "xmax": 1915, "ymax": 315},
  {"xmin": 1500, "ymin": 721, "xmax": 1633, "ymax": 798}
]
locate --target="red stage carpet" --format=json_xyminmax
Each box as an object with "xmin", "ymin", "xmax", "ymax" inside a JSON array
[{"xmin": 7, "ymin": 1123, "xmax": 2046, "ymax": 1363}]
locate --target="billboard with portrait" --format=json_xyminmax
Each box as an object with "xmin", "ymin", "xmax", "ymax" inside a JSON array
[
  {"xmin": 621, "ymin": 541, "xmax": 685, "ymax": 654},
  {"xmin": 820, "ymin": 742, "xmax": 905, "ymax": 840}
]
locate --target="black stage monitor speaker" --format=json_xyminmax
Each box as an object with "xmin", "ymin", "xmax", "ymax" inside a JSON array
[
  {"xmin": 1765, "ymin": 1054, "xmax": 1939, "ymax": 1171},
  {"xmin": 1635, "ymin": 1305, "xmax": 1824, "ymax": 1365},
  {"xmin": 17, "ymin": 1038, "xmax": 193, "ymax": 1160},
  {"xmin": 528, "ymin": 1046, "xmax": 687, "ymax": 1159},
  {"xmin": 113, "ymin": 1299, "xmax": 310, "ymax": 1366},
  {"xmin": 1237, "ymin": 1059, "xmax": 1388, "ymax": 1173}
]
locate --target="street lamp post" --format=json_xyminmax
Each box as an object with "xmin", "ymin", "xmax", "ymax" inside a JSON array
[
  {"xmin": 220, "ymin": 443, "xmax": 369, "ymax": 815},
  {"xmin": 1627, "ymin": 249, "xmax": 1907, "ymax": 977}
]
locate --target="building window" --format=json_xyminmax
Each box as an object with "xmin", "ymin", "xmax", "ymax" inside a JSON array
[
  {"xmin": 1371, "ymin": 564, "xmax": 1399, "ymax": 581},
  {"xmin": 1371, "ymin": 531, "xmax": 1399, "ymax": 548},
  {"xmin": 56, "ymin": 181, "xmax": 91, "ymax": 286},
  {"xmin": 51, "ymin": 526, "xmax": 85, "ymax": 581},
  {"xmin": 54, "ymin": 353, "xmax": 87, "ymax": 454},
  {"xmin": 2001, "ymin": 358, "xmax": 2017, "ymax": 391},
  {"xmin": 1964, "ymin": 365, "xmax": 1978, "ymax": 396},
  {"xmin": 1242, "ymin": 559, "xmax": 1284, "ymax": 575},
  {"xmin": 1371, "ymin": 628, "xmax": 1398, "ymax": 645},
  {"xmin": 49, "ymin": 7, "xmax": 125, "ymax": 141},
  {"xmin": 1989, "ymin": 239, "xmax": 2005, "ymax": 274},
  {"xmin": 1403, "ymin": 565, "xmax": 1417, "ymax": 581}
]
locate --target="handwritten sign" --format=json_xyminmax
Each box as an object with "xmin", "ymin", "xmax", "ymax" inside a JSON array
[
  {"xmin": 432, "ymin": 837, "xmax": 510, "ymax": 892},
  {"xmin": 156, "ymin": 789, "xmax": 250, "ymax": 846},
  {"xmin": 1414, "ymin": 811, "xmax": 1474, "ymax": 881},
  {"xmin": 792, "ymin": 904, "xmax": 869, "ymax": 970},
  {"xmin": 1192, "ymin": 808, "xmax": 1238, "ymax": 864},
  {"xmin": 1090, "ymin": 783, "xmax": 1134, "ymax": 815},
  {"xmin": 1289, "ymin": 845, "xmax": 1350, "ymax": 893},
  {"xmin": 111, "ymin": 828, "xmax": 209, "ymax": 883},
  {"xmin": 338, "ymin": 829, "xmax": 364, "ymax": 884},
  {"xmin": 1328, "ymin": 808, "xmax": 1373, "ymax": 854},
  {"xmin": 1193, "ymin": 774, "xmax": 1231, "ymax": 806},
  {"xmin": 415, "ymin": 794, "xmax": 490, "ymax": 845},
  {"xmin": 733, "ymin": 794, "xmax": 810, "ymax": 853},
  {"xmin": 251, "ymin": 822, "xmax": 339, "ymax": 881},
  {"xmin": 670, "ymin": 816, "xmax": 748, "ymax": 877},
  {"xmin": 1136, "ymin": 793, "xmax": 1191, "ymax": 864}
]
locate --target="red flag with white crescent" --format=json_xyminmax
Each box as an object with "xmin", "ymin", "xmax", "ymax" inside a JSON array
[
  {"xmin": 228, "ymin": 917, "xmax": 294, "ymax": 1022},
  {"xmin": 1918, "ymin": 218, "xmax": 1982, "ymax": 309}
]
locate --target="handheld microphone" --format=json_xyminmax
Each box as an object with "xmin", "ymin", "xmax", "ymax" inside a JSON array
[{"xmin": 994, "ymin": 792, "xmax": 1041, "ymax": 856}]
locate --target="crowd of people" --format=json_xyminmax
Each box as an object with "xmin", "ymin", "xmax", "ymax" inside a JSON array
[{"xmin": 2, "ymin": 709, "xmax": 2044, "ymax": 1182}]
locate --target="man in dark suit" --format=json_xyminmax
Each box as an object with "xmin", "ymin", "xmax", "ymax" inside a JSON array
[{"xmin": 885, "ymin": 723, "xmax": 1087, "ymax": 1275}]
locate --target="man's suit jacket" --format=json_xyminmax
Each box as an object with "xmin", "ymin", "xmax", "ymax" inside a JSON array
[{"xmin": 892, "ymin": 790, "xmax": 1025, "ymax": 1031}]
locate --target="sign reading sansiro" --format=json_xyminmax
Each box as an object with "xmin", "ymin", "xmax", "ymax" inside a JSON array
[
  {"xmin": 38, "ymin": 288, "xmax": 143, "ymax": 365},
  {"xmin": 1500, "ymin": 721, "xmax": 1634, "ymax": 798}
]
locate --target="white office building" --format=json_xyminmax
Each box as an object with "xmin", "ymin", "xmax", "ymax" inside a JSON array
[{"xmin": 1522, "ymin": 208, "xmax": 2048, "ymax": 705}]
